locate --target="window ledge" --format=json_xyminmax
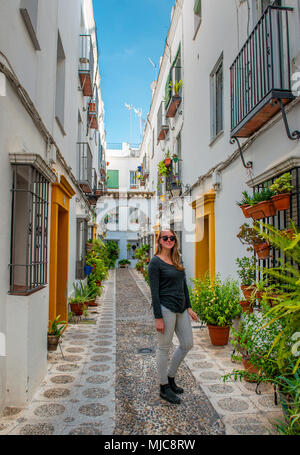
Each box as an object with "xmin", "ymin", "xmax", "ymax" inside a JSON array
[
  {"xmin": 8, "ymin": 285, "xmax": 46, "ymax": 297},
  {"xmin": 209, "ymin": 129, "xmax": 224, "ymax": 147}
]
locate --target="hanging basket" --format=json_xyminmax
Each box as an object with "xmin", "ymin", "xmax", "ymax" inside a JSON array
[
  {"xmin": 245, "ymin": 201, "xmax": 277, "ymax": 220},
  {"xmin": 240, "ymin": 204, "xmax": 251, "ymax": 218}
]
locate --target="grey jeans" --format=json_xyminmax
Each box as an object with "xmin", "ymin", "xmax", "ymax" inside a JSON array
[{"xmin": 156, "ymin": 305, "xmax": 194, "ymax": 385}]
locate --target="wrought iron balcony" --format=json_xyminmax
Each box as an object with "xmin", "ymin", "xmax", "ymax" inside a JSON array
[
  {"xmin": 166, "ymin": 160, "xmax": 182, "ymax": 197},
  {"xmin": 77, "ymin": 142, "xmax": 93, "ymax": 193},
  {"xmin": 157, "ymin": 101, "xmax": 169, "ymax": 141},
  {"xmin": 230, "ymin": 5, "xmax": 294, "ymax": 138},
  {"xmin": 88, "ymin": 92, "xmax": 98, "ymax": 130},
  {"xmin": 79, "ymin": 35, "xmax": 94, "ymax": 97}
]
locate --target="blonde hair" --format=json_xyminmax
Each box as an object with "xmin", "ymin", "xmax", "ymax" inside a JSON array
[{"xmin": 155, "ymin": 229, "xmax": 184, "ymax": 271}]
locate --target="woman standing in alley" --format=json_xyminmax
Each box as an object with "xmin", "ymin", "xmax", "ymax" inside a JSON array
[{"xmin": 148, "ymin": 229, "xmax": 199, "ymax": 404}]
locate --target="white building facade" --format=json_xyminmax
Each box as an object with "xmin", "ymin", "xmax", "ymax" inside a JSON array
[
  {"xmin": 139, "ymin": 0, "xmax": 300, "ymax": 283},
  {"xmin": 0, "ymin": 0, "xmax": 106, "ymax": 411}
]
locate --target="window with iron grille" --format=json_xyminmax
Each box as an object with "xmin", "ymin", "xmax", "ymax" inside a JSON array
[
  {"xmin": 210, "ymin": 54, "xmax": 223, "ymax": 141},
  {"xmin": 10, "ymin": 165, "xmax": 49, "ymax": 295},
  {"xmin": 253, "ymin": 167, "xmax": 300, "ymax": 274},
  {"xmin": 76, "ymin": 218, "xmax": 87, "ymax": 280}
]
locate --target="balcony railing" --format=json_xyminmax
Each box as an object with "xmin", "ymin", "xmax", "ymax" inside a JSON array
[
  {"xmin": 79, "ymin": 35, "xmax": 94, "ymax": 97},
  {"xmin": 88, "ymin": 91, "xmax": 98, "ymax": 130},
  {"xmin": 157, "ymin": 101, "xmax": 169, "ymax": 142},
  {"xmin": 230, "ymin": 5, "xmax": 294, "ymax": 138},
  {"xmin": 77, "ymin": 142, "xmax": 92, "ymax": 193},
  {"xmin": 166, "ymin": 160, "xmax": 181, "ymax": 196}
]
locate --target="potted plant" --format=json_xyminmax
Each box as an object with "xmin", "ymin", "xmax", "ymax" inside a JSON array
[
  {"xmin": 270, "ymin": 173, "xmax": 294, "ymax": 211},
  {"xmin": 48, "ymin": 315, "xmax": 67, "ymax": 351},
  {"xmin": 163, "ymin": 150, "xmax": 172, "ymax": 167},
  {"xmin": 118, "ymin": 259, "xmax": 131, "ymax": 268},
  {"xmin": 236, "ymin": 191, "xmax": 252, "ymax": 218},
  {"xmin": 244, "ymin": 188, "xmax": 276, "ymax": 220},
  {"xmin": 166, "ymin": 80, "xmax": 183, "ymax": 118},
  {"xmin": 190, "ymin": 274, "xmax": 241, "ymax": 345},
  {"xmin": 236, "ymin": 256, "xmax": 257, "ymax": 302},
  {"xmin": 237, "ymin": 223, "xmax": 271, "ymax": 260}
]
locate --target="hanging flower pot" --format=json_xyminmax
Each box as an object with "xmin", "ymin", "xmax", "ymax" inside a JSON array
[
  {"xmin": 246, "ymin": 201, "xmax": 277, "ymax": 220},
  {"xmin": 164, "ymin": 158, "xmax": 172, "ymax": 167},
  {"xmin": 271, "ymin": 193, "xmax": 291, "ymax": 211},
  {"xmin": 240, "ymin": 204, "xmax": 251, "ymax": 218},
  {"xmin": 207, "ymin": 325, "xmax": 230, "ymax": 346},
  {"xmin": 96, "ymin": 281, "xmax": 102, "ymax": 287},
  {"xmin": 252, "ymin": 242, "xmax": 271, "ymax": 260}
]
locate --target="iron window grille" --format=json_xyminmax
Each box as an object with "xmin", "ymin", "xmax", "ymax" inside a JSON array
[
  {"xmin": 253, "ymin": 167, "xmax": 300, "ymax": 274},
  {"xmin": 9, "ymin": 164, "xmax": 49, "ymax": 295}
]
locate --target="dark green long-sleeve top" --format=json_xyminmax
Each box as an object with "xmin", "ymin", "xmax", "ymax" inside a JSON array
[{"xmin": 148, "ymin": 255, "xmax": 192, "ymax": 319}]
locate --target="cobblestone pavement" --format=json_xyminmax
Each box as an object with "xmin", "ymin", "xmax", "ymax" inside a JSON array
[
  {"xmin": 131, "ymin": 269, "xmax": 284, "ymax": 435},
  {"xmin": 0, "ymin": 271, "xmax": 117, "ymax": 435},
  {"xmin": 114, "ymin": 269, "xmax": 224, "ymax": 435},
  {"xmin": 0, "ymin": 269, "xmax": 284, "ymax": 435}
]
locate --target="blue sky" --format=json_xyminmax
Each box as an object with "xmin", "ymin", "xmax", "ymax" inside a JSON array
[{"xmin": 93, "ymin": 0, "xmax": 175, "ymax": 145}]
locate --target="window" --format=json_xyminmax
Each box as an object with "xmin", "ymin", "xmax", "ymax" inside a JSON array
[
  {"xmin": 165, "ymin": 45, "xmax": 182, "ymax": 108},
  {"xmin": 106, "ymin": 170, "xmax": 119, "ymax": 189},
  {"xmin": 55, "ymin": 31, "xmax": 66, "ymax": 134},
  {"xmin": 253, "ymin": 0, "xmax": 281, "ymax": 23},
  {"xmin": 76, "ymin": 218, "xmax": 87, "ymax": 279},
  {"xmin": 130, "ymin": 171, "xmax": 137, "ymax": 187},
  {"xmin": 193, "ymin": 0, "xmax": 202, "ymax": 38},
  {"xmin": 20, "ymin": 0, "xmax": 40, "ymax": 50},
  {"xmin": 210, "ymin": 54, "xmax": 223, "ymax": 141},
  {"xmin": 10, "ymin": 165, "xmax": 49, "ymax": 294}
]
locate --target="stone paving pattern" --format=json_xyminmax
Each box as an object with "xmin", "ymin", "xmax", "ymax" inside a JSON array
[{"xmin": 0, "ymin": 268, "xmax": 284, "ymax": 435}]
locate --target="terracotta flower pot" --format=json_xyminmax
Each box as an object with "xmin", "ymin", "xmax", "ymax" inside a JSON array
[
  {"xmin": 207, "ymin": 324, "xmax": 230, "ymax": 346},
  {"xmin": 271, "ymin": 193, "xmax": 290, "ymax": 211},
  {"xmin": 246, "ymin": 201, "xmax": 276, "ymax": 220},
  {"xmin": 164, "ymin": 158, "xmax": 172, "ymax": 167},
  {"xmin": 47, "ymin": 335, "xmax": 60, "ymax": 352},
  {"xmin": 240, "ymin": 204, "xmax": 251, "ymax": 218},
  {"xmin": 242, "ymin": 357, "xmax": 259, "ymax": 382},
  {"xmin": 88, "ymin": 299, "xmax": 98, "ymax": 307},
  {"xmin": 252, "ymin": 242, "xmax": 271, "ymax": 260},
  {"xmin": 96, "ymin": 281, "xmax": 102, "ymax": 286},
  {"xmin": 240, "ymin": 300, "xmax": 253, "ymax": 313},
  {"xmin": 241, "ymin": 285, "xmax": 256, "ymax": 300},
  {"xmin": 69, "ymin": 302, "xmax": 84, "ymax": 316}
]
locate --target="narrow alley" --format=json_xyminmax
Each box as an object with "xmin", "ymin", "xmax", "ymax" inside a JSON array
[{"xmin": 0, "ymin": 271, "xmax": 283, "ymax": 436}]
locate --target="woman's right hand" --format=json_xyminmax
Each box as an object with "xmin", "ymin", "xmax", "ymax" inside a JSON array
[{"xmin": 155, "ymin": 318, "xmax": 165, "ymax": 334}]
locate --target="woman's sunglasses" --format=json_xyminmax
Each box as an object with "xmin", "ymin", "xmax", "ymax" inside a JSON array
[{"xmin": 161, "ymin": 235, "xmax": 176, "ymax": 242}]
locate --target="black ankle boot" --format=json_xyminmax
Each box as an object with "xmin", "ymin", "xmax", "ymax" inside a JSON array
[
  {"xmin": 168, "ymin": 376, "xmax": 184, "ymax": 394},
  {"xmin": 160, "ymin": 384, "xmax": 181, "ymax": 404}
]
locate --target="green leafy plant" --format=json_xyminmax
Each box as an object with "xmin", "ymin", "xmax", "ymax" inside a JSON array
[
  {"xmin": 119, "ymin": 259, "xmax": 131, "ymax": 265},
  {"xmin": 48, "ymin": 315, "xmax": 67, "ymax": 337},
  {"xmin": 169, "ymin": 79, "xmax": 183, "ymax": 97},
  {"xmin": 236, "ymin": 190, "xmax": 252, "ymax": 207},
  {"xmin": 249, "ymin": 188, "xmax": 275, "ymax": 206},
  {"xmin": 237, "ymin": 223, "xmax": 265, "ymax": 250},
  {"xmin": 236, "ymin": 256, "xmax": 257, "ymax": 286},
  {"xmin": 190, "ymin": 273, "xmax": 241, "ymax": 327},
  {"xmin": 270, "ymin": 173, "xmax": 294, "ymax": 195}
]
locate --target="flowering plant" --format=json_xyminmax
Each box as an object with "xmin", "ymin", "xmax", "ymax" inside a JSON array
[{"xmin": 190, "ymin": 274, "xmax": 241, "ymax": 326}]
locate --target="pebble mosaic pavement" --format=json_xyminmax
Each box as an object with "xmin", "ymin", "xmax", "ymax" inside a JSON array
[{"xmin": 0, "ymin": 269, "xmax": 284, "ymax": 435}]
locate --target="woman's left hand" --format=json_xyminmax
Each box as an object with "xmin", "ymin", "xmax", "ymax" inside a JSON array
[{"xmin": 187, "ymin": 308, "xmax": 199, "ymax": 322}]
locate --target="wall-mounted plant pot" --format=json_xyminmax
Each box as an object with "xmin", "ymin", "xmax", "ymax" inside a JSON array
[
  {"xmin": 240, "ymin": 300, "xmax": 253, "ymax": 313},
  {"xmin": 207, "ymin": 324, "xmax": 230, "ymax": 346},
  {"xmin": 88, "ymin": 299, "xmax": 98, "ymax": 307},
  {"xmin": 252, "ymin": 242, "xmax": 271, "ymax": 260},
  {"xmin": 164, "ymin": 158, "xmax": 172, "ymax": 167},
  {"xmin": 166, "ymin": 96, "xmax": 181, "ymax": 118},
  {"xmin": 271, "ymin": 193, "xmax": 291, "ymax": 211},
  {"xmin": 84, "ymin": 265, "xmax": 93, "ymax": 275},
  {"xmin": 245, "ymin": 201, "xmax": 276, "ymax": 220},
  {"xmin": 240, "ymin": 204, "xmax": 251, "ymax": 218},
  {"xmin": 241, "ymin": 285, "xmax": 257, "ymax": 300}
]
